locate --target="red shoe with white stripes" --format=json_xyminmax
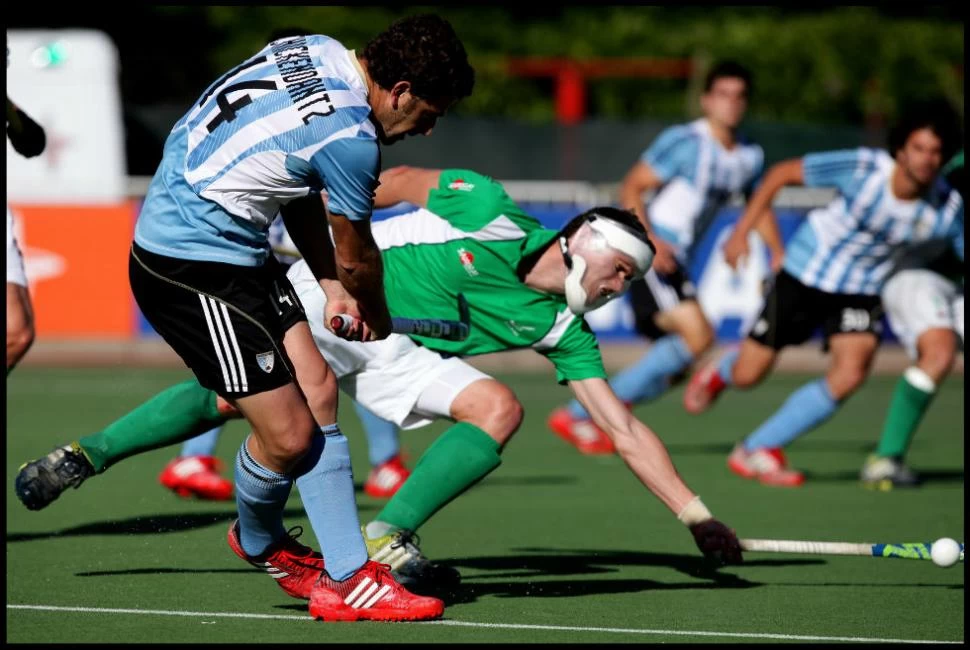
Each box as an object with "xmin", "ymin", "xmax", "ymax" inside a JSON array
[
  {"xmin": 227, "ymin": 520, "xmax": 325, "ymax": 600},
  {"xmin": 159, "ymin": 455, "xmax": 234, "ymax": 501},
  {"xmin": 547, "ymin": 408, "xmax": 616, "ymax": 455},
  {"xmin": 363, "ymin": 455, "xmax": 411, "ymax": 498},
  {"xmin": 727, "ymin": 444, "xmax": 805, "ymax": 487},
  {"xmin": 309, "ymin": 560, "xmax": 444, "ymax": 622},
  {"xmin": 683, "ymin": 362, "xmax": 728, "ymax": 415}
]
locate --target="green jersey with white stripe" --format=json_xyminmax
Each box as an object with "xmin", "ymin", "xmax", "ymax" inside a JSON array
[{"xmin": 372, "ymin": 169, "xmax": 606, "ymax": 384}]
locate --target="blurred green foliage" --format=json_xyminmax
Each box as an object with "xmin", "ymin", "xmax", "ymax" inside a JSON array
[{"xmin": 180, "ymin": 6, "xmax": 963, "ymax": 126}]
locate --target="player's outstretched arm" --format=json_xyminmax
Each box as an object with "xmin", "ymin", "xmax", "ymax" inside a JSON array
[
  {"xmin": 374, "ymin": 166, "xmax": 442, "ymax": 209},
  {"xmin": 724, "ymin": 158, "xmax": 803, "ymax": 270},
  {"xmin": 570, "ymin": 376, "xmax": 743, "ymax": 565}
]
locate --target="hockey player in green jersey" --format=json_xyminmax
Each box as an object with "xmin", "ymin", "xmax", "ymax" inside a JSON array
[{"xmin": 17, "ymin": 166, "xmax": 742, "ymax": 593}]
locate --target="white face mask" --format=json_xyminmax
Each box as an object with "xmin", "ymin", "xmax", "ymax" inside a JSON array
[{"xmin": 559, "ymin": 215, "xmax": 654, "ymax": 315}]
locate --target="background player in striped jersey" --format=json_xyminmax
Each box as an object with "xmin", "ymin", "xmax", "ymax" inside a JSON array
[
  {"xmin": 17, "ymin": 167, "xmax": 744, "ymax": 591},
  {"xmin": 17, "ymin": 15, "xmax": 475, "ymax": 622},
  {"xmin": 548, "ymin": 61, "xmax": 785, "ymax": 454},
  {"xmin": 6, "ymin": 92, "xmax": 46, "ymax": 373},
  {"xmin": 860, "ymin": 145, "xmax": 964, "ymax": 488},
  {"xmin": 684, "ymin": 104, "xmax": 963, "ymax": 487}
]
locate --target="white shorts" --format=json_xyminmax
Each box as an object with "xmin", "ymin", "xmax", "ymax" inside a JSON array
[
  {"xmin": 7, "ymin": 207, "xmax": 28, "ymax": 287},
  {"xmin": 287, "ymin": 261, "xmax": 492, "ymax": 429},
  {"xmin": 882, "ymin": 269, "xmax": 964, "ymax": 359}
]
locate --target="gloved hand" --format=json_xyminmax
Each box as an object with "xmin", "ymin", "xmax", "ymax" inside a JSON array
[{"xmin": 690, "ymin": 518, "xmax": 743, "ymax": 565}]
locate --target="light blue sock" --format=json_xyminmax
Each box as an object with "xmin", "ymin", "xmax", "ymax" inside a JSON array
[
  {"xmin": 294, "ymin": 424, "xmax": 368, "ymax": 581},
  {"xmin": 353, "ymin": 401, "xmax": 400, "ymax": 467},
  {"xmin": 718, "ymin": 349, "xmax": 740, "ymax": 386},
  {"xmin": 743, "ymin": 379, "xmax": 838, "ymax": 451},
  {"xmin": 180, "ymin": 425, "xmax": 223, "ymax": 457},
  {"xmin": 567, "ymin": 335, "xmax": 693, "ymax": 419},
  {"xmin": 234, "ymin": 437, "xmax": 292, "ymax": 557}
]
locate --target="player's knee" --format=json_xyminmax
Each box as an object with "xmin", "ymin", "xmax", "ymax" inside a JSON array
[
  {"xmin": 491, "ymin": 389, "xmax": 524, "ymax": 443},
  {"xmin": 466, "ymin": 385, "xmax": 523, "ymax": 445},
  {"xmin": 827, "ymin": 366, "xmax": 868, "ymax": 399},
  {"xmin": 731, "ymin": 363, "xmax": 764, "ymax": 389},
  {"xmin": 681, "ymin": 320, "xmax": 714, "ymax": 356},
  {"xmin": 917, "ymin": 331, "xmax": 957, "ymax": 381},
  {"xmin": 258, "ymin": 410, "xmax": 316, "ymax": 465},
  {"xmin": 7, "ymin": 320, "xmax": 35, "ymax": 363}
]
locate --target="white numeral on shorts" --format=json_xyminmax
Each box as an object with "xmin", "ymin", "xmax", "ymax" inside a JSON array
[{"xmin": 840, "ymin": 309, "xmax": 870, "ymax": 332}]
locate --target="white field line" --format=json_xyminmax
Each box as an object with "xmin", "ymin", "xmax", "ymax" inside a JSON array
[{"xmin": 6, "ymin": 604, "xmax": 962, "ymax": 644}]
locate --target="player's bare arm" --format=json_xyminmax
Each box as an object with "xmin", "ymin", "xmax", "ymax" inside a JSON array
[
  {"xmin": 724, "ymin": 158, "xmax": 803, "ymax": 269},
  {"xmin": 328, "ymin": 213, "xmax": 393, "ymax": 341},
  {"xmin": 570, "ymin": 376, "xmax": 742, "ymax": 564},
  {"xmin": 373, "ymin": 166, "xmax": 443, "ymax": 208},
  {"xmin": 619, "ymin": 161, "xmax": 677, "ymax": 274}
]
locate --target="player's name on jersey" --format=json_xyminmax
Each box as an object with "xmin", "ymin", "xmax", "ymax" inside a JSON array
[{"xmin": 270, "ymin": 35, "xmax": 336, "ymax": 123}]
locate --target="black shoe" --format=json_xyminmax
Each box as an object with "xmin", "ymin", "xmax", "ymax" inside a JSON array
[
  {"xmin": 364, "ymin": 528, "xmax": 462, "ymax": 589},
  {"xmin": 15, "ymin": 442, "xmax": 95, "ymax": 510}
]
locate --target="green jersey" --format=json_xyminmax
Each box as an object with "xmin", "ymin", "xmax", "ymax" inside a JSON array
[{"xmin": 372, "ymin": 169, "xmax": 606, "ymax": 384}]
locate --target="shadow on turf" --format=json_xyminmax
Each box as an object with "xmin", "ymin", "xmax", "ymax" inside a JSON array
[
  {"xmin": 801, "ymin": 468, "xmax": 964, "ymax": 484},
  {"xmin": 6, "ymin": 505, "xmax": 373, "ymax": 542}
]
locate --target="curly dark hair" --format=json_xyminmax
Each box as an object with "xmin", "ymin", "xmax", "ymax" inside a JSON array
[
  {"xmin": 363, "ymin": 14, "xmax": 474, "ymax": 100},
  {"xmin": 888, "ymin": 99, "xmax": 962, "ymax": 162}
]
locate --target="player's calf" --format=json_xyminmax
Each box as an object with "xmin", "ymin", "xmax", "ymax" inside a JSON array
[{"xmin": 15, "ymin": 442, "xmax": 95, "ymax": 510}]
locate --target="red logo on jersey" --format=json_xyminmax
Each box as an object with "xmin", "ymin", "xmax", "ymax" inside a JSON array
[
  {"xmin": 448, "ymin": 178, "xmax": 475, "ymax": 191},
  {"xmin": 457, "ymin": 247, "xmax": 479, "ymax": 276}
]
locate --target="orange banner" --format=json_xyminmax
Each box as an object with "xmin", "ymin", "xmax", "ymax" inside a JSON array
[{"xmin": 9, "ymin": 202, "xmax": 137, "ymax": 338}]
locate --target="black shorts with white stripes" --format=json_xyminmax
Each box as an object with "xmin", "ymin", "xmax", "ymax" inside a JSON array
[
  {"xmin": 747, "ymin": 270, "xmax": 883, "ymax": 351},
  {"xmin": 129, "ymin": 242, "xmax": 306, "ymax": 399},
  {"xmin": 629, "ymin": 263, "xmax": 698, "ymax": 340}
]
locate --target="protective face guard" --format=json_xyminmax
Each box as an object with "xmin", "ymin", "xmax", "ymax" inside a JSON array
[{"xmin": 559, "ymin": 212, "xmax": 655, "ymax": 315}]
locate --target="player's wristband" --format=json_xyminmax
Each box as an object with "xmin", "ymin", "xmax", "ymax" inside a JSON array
[{"xmin": 677, "ymin": 496, "xmax": 713, "ymax": 527}]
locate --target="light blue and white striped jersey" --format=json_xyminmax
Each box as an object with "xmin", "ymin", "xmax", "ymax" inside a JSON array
[
  {"xmin": 783, "ymin": 148, "xmax": 963, "ymax": 295},
  {"xmin": 134, "ymin": 34, "xmax": 380, "ymax": 266},
  {"xmin": 642, "ymin": 118, "xmax": 764, "ymax": 263}
]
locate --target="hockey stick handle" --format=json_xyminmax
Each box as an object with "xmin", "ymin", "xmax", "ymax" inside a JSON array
[
  {"xmin": 740, "ymin": 539, "xmax": 965, "ymax": 561},
  {"xmin": 330, "ymin": 314, "xmax": 470, "ymax": 341}
]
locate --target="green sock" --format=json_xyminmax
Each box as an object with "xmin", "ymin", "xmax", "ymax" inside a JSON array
[
  {"xmin": 373, "ymin": 422, "xmax": 502, "ymax": 533},
  {"xmin": 875, "ymin": 368, "xmax": 936, "ymax": 459},
  {"xmin": 78, "ymin": 379, "xmax": 227, "ymax": 473}
]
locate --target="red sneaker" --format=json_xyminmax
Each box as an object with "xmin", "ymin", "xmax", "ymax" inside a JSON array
[
  {"xmin": 309, "ymin": 560, "xmax": 444, "ymax": 622},
  {"xmin": 683, "ymin": 362, "xmax": 728, "ymax": 414},
  {"xmin": 727, "ymin": 444, "xmax": 805, "ymax": 487},
  {"xmin": 159, "ymin": 455, "xmax": 233, "ymax": 501},
  {"xmin": 363, "ymin": 455, "xmax": 411, "ymax": 498},
  {"xmin": 547, "ymin": 408, "xmax": 615, "ymax": 455},
  {"xmin": 227, "ymin": 520, "xmax": 325, "ymax": 600}
]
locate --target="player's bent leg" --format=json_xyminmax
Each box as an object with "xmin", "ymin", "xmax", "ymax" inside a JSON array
[
  {"xmin": 228, "ymin": 384, "xmax": 323, "ymax": 599},
  {"xmin": 365, "ymin": 367, "xmax": 506, "ymax": 590},
  {"xmin": 282, "ymin": 321, "xmax": 374, "ymax": 585},
  {"xmin": 16, "ymin": 379, "xmax": 231, "ymax": 511},
  {"xmin": 825, "ymin": 332, "xmax": 878, "ymax": 400},
  {"xmin": 6, "ymin": 281, "xmax": 35, "ymax": 373},
  {"xmin": 684, "ymin": 338, "xmax": 777, "ymax": 414},
  {"xmin": 864, "ymin": 328, "xmax": 956, "ymax": 490}
]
